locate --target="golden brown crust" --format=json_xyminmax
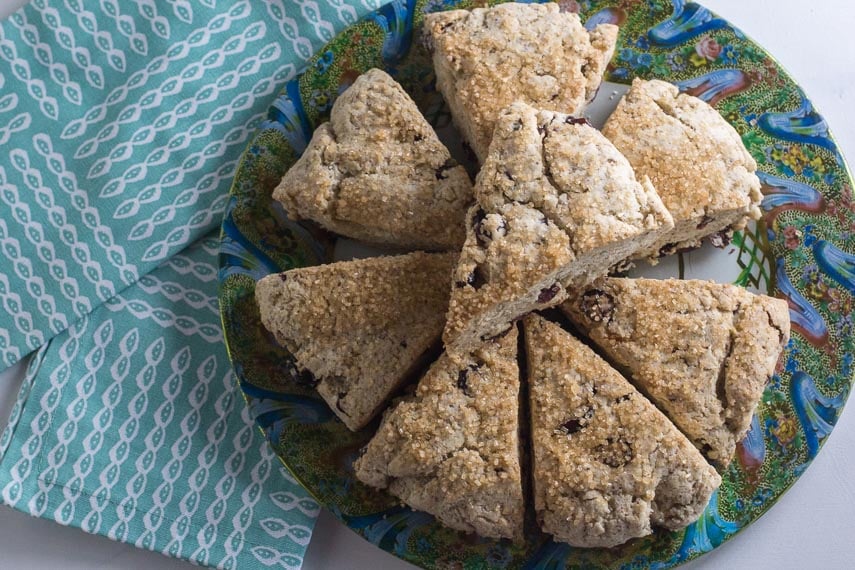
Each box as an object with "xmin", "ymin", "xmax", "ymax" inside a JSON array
[
  {"xmin": 255, "ymin": 252, "xmax": 456, "ymax": 430},
  {"xmin": 443, "ymin": 102, "xmax": 673, "ymax": 359},
  {"xmin": 354, "ymin": 329, "xmax": 524, "ymax": 539},
  {"xmin": 425, "ymin": 3, "xmax": 618, "ymax": 161},
  {"xmin": 602, "ymin": 79, "xmax": 763, "ymax": 255},
  {"xmin": 523, "ymin": 315, "xmax": 721, "ymax": 547},
  {"xmin": 585, "ymin": 24, "xmax": 619, "ymax": 101},
  {"xmin": 273, "ymin": 69, "xmax": 472, "ymax": 250},
  {"xmin": 562, "ymin": 277, "xmax": 791, "ymax": 467}
]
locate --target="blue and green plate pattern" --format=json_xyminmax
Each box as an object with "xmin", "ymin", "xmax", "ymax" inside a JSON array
[{"xmin": 218, "ymin": 1, "xmax": 855, "ymax": 567}]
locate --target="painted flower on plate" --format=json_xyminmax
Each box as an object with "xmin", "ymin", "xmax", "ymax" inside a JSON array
[
  {"xmin": 782, "ymin": 226, "xmax": 801, "ymax": 250},
  {"xmin": 696, "ymin": 35, "xmax": 722, "ymax": 61}
]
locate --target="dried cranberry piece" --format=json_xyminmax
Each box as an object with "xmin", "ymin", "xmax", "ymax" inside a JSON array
[
  {"xmin": 457, "ymin": 369, "xmax": 471, "ymax": 396},
  {"xmin": 557, "ymin": 406, "xmax": 594, "ymax": 435},
  {"xmin": 537, "ymin": 283, "xmax": 561, "ymax": 304},
  {"xmin": 565, "ymin": 116, "xmax": 592, "ymax": 127},
  {"xmin": 560, "ymin": 418, "xmax": 582, "ymax": 434},
  {"xmin": 709, "ymin": 229, "xmax": 733, "ymax": 249},
  {"xmin": 579, "ymin": 290, "xmax": 615, "ymax": 323},
  {"xmin": 658, "ymin": 242, "xmax": 680, "ymax": 257},
  {"xmin": 466, "ymin": 265, "xmax": 487, "ymax": 289}
]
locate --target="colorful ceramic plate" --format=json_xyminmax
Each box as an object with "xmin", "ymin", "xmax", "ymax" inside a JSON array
[{"xmin": 218, "ymin": 1, "xmax": 855, "ymax": 567}]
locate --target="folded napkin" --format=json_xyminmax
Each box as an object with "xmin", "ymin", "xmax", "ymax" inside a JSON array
[
  {"xmin": 0, "ymin": 0, "xmax": 382, "ymax": 368},
  {"xmin": 0, "ymin": 233, "xmax": 320, "ymax": 569},
  {"xmin": 0, "ymin": 0, "xmax": 390, "ymax": 567}
]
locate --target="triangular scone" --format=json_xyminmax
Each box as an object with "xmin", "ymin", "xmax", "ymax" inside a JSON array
[
  {"xmin": 523, "ymin": 315, "xmax": 721, "ymax": 548},
  {"xmin": 443, "ymin": 102, "xmax": 673, "ymax": 358},
  {"xmin": 602, "ymin": 79, "xmax": 763, "ymax": 257},
  {"xmin": 561, "ymin": 278, "xmax": 790, "ymax": 467},
  {"xmin": 255, "ymin": 252, "xmax": 455, "ymax": 431},
  {"xmin": 354, "ymin": 328, "xmax": 523, "ymax": 539},
  {"xmin": 273, "ymin": 68, "xmax": 473, "ymax": 250},
  {"xmin": 424, "ymin": 3, "xmax": 618, "ymax": 161}
]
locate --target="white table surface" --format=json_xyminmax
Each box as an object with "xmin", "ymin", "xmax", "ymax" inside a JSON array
[{"xmin": 1, "ymin": 1, "xmax": 854, "ymax": 568}]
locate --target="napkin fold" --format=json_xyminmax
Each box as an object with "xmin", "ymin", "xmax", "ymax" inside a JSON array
[
  {"xmin": 0, "ymin": 0, "xmax": 383, "ymax": 369},
  {"xmin": 0, "ymin": 0, "xmax": 392, "ymax": 567},
  {"xmin": 0, "ymin": 233, "xmax": 320, "ymax": 569}
]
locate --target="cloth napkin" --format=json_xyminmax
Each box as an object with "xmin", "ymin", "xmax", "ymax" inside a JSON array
[
  {"xmin": 0, "ymin": 0, "xmax": 383, "ymax": 368},
  {"xmin": 0, "ymin": 233, "xmax": 320, "ymax": 568},
  {"xmin": 0, "ymin": 0, "xmax": 387, "ymax": 567}
]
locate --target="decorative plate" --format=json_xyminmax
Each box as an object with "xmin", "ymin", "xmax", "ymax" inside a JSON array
[{"xmin": 218, "ymin": 1, "xmax": 855, "ymax": 567}]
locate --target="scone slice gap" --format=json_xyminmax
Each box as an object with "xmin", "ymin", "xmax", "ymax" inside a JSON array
[
  {"xmin": 561, "ymin": 277, "xmax": 791, "ymax": 468},
  {"xmin": 354, "ymin": 328, "xmax": 524, "ymax": 540},
  {"xmin": 522, "ymin": 314, "xmax": 721, "ymax": 548},
  {"xmin": 273, "ymin": 68, "xmax": 473, "ymax": 251},
  {"xmin": 424, "ymin": 2, "xmax": 618, "ymax": 162},
  {"xmin": 602, "ymin": 78, "xmax": 763, "ymax": 258},
  {"xmin": 255, "ymin": 251, "xmax": 456, "ymax": 431},
  {"xmin": 442, "ymin": 102, "xmax": 674, "ymax": 358}
]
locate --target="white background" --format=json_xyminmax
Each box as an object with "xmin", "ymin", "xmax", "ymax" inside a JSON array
[{"xmin": 0, "ymin": 0, "xmax": 854, "ymax": 568}]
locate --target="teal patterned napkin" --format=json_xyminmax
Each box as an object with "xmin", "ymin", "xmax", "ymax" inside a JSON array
[
  {"xmin": 0, "ymin": 233, "xmax": 320, "ymax": 569},
  {"xmin": 0, "ymin": 0, "xmax": 390, "ymax": 567},
  {"xmin": 0, "ymin": 0, "xmax": 383, "ymax": 368}
]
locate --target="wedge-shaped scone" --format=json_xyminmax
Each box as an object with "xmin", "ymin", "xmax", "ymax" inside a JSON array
[
  {"xmin": 562, "ymin": 278, "xmax": 790, "ymax": 467},
  {"xmin": 273, "ymin": 68, "xmax": 473, "ymax": 250},
  {"xmin": 602, "ymin": 79, "xmax": 763, "ymax": 257},
  {"xmin": 424, "ymin": 3, "xmax": 618, "ymax": 161},
  {"xmin": 443, "ymin": 102, "xmax": 673, "ymax": 358},
  {"xmin": 523, "ymin": 315, "xmax": 721, "ymax": 548},
  {"xmin": 255, "ymin": 252, "xmax": 455, "ymax": 431},
  {"xmin": 354, "ymin": 328, "xmax": 523, "ymax": 539}
]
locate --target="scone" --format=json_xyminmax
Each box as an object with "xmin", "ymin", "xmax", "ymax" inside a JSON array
[
  {"xmin": 561, "ymin": 277, "xmax": 790, "ymax": 467},
  {"xmin": 273, "ymin": 68, "xmax": 473, "ymax": 251},
  {"xmin": 602, "ymin": 78, "xmax": 763, "ymax": 257},
  {"xmin": 523, "ymin": 315, "xmax": 721, "ymax": 548},
  {"xmin": 443, "ymin": 102, "xmax": 674, "ymax": 358},
  {"xmin": 424, "ymin": 3, "xmax": 618, "ymax": 161},
  {"xmin": 354, "ymin": 328, "xmax": 523, "ymax": 540},
  {"xmin": 255, "ymin": 252, "xmax": 455, "ymax": 431}
]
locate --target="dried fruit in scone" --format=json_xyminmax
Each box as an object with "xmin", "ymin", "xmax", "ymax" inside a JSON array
[
  {"xmin": 274, "ymin": 68, "xmax": 473, "ymax": 251},
  {"xmin": 442, "ymin": 102, "xmax": 673, "ymax": 359},
  {"xmin": 354, "ymin": 328, "xmax": 524, "ymax": 540},
  {"xmin": 562, "ymin": 277, "xmax": 790, "ymax": 468},
  {"xmin": 602, "ymin": 78, "xmax": 763, "ymax": 258},
  {"xmin": 523, "ymin": 314, "xmax": 721, "ymax": 547}
]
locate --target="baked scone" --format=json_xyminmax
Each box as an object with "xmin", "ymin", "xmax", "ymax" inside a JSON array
[
  {"xmin": 255, "ymin": 252, "xmax": 455, "ymax": 431},
  {"xmin": 561, "ymin": 277, "xmax": 790, "ymax": 467},
  {"xmin": 354, "ymin": 328, "xmax": 523, "ymax": 540},
  {"xmin": 443, "ymin": 102, "xmax": 673, "ymax": 358},
  {"xmin": 522, "ymin": 315, "xmax": 721, "ymax": 548},
  {"xmin": 424, "ymin": 3, "xmax": 618, "ymax": 162},
  {"xmin": 273, "ymin": 68, "xmax": 473, "ymax": 251},
  {"xmin": 602, "ymin": 78, "xmax": 763, "ymax": 257}
]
